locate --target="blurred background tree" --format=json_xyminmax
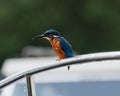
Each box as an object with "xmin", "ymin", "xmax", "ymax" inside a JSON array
[{"xmin": 0, "ymin": 0, "xmax": 120, "ymax": 67}]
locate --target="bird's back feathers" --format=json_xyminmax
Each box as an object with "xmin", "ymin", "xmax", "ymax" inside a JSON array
[{"xmin": 56, "ymin": 37, "xmax": 74, "ymax": 58}]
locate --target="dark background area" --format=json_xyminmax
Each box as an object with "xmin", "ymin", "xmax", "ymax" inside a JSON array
[{"xmin": 0, "ymin": 0, "xmax": 120, "ymax": 67}]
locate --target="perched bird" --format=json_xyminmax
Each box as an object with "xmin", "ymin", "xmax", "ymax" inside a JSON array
[{"xmin": 33, "ymin": 29, "xmax": 74, "ymax": 70}]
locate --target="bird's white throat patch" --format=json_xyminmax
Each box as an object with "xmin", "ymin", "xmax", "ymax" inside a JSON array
[{"xmin": 43, "ymin": 37, "xmax": 51, "ymax": 41}]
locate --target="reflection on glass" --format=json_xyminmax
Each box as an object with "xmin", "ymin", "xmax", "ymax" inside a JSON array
[
  {"xmin": 1, "ymin": 78, "xmax": 27, "ymax": 96},
  {"xmin": 6, "ymin": 81, "xmax": 120, "ymax": 96}
]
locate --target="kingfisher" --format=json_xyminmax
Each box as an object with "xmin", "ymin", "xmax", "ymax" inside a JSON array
[{"xmin": 33, "ymin": 29, "xmax": 74, "ymax": 70}]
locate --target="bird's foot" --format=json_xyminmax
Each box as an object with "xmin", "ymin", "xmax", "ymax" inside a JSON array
[{"xmin": 56, "ymin": 58, "xmax": 61, "ymax": 61}]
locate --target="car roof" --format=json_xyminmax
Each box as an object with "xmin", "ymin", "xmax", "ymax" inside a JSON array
[{"xmin": 1, "ymin": 56, "xmax": 120, "ymax": 81}]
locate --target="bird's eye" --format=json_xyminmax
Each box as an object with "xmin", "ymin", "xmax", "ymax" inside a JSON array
[{"xmin": 45, "ymin": 34, "xmax": 52, "ymax": 36}]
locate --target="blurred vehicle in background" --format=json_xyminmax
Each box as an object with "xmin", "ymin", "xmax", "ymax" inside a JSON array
[
  {"xmin": 1, "ymin": 46, "xmax": 56, "ymax": 77},
  {"xmin": 21, "ymin": 46, "xmax": 55, "ymax": 57}
]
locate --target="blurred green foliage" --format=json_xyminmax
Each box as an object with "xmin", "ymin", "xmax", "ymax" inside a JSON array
[{"xmin": 0, "ymin": 0, "xmax": 120, "ymax": 66}]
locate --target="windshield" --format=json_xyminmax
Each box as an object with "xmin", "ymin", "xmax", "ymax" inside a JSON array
[{"xmin": 13, "ymin": 81, "xmax": 120, "ymax": 96}]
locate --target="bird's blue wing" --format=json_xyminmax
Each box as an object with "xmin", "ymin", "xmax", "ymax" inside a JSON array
[{"xmin": 57, "ymin": 37, "xmax": 74, "ymax": 58}]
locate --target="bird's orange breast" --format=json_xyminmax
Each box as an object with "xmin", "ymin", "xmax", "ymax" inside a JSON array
[{"xmin": 50, "ymin": 38, "xmax": 66, "ymax": 60}]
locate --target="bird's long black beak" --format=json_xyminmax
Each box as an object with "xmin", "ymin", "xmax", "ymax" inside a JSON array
[{"xmin": 32, "ymin": 34, "xmax": 44, "ymax": 39}]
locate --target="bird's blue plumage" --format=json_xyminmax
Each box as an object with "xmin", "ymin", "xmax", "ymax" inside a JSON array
[
  {"xmin": 33, "ymin": 29, "xmax": 74, "ymax": 70},
  {"xmin": 56, "ymin": 37, "xmax": 74, "ymax": 58},
  {"xmin": 44, "ymin": 29, "xmax": 61, "ymax": 36},
  {"xmin": 33, "ymin": 29, "xmax": 74, "ymax": 59}
]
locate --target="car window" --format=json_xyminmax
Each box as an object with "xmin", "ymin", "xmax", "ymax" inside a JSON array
[
  {"xmin": 11, "ymin": 77, "xmax": 120, "ymax": 96},
  {"xmin": 1, "ymin": 78, "xmax": 27, "ymax": 96}
]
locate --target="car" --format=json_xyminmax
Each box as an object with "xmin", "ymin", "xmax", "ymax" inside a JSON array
[{"xmin": 1, "ymin": 52, "xmax": 120, "ymax": 96}]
